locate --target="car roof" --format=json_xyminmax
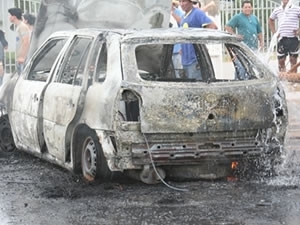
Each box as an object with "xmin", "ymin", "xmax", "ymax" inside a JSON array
[
  {"xmin": 48, "ymin": 28, "xmax": 241, "ymax": 43},
  {"xmin": 124, "ymin": 28, "xmax": 238, "ymax": 40}
]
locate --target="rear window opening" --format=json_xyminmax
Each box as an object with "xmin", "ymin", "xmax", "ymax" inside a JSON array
[{"xmin": 135, "ymin": 42, "xmax": 261, "ymax": 82}]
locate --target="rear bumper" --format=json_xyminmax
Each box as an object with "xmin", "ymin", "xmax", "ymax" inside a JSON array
[
  {"xmin": 132, "ymin": 136, "xmax": 263, "ymax": 166},
  {"xmin": 114, "ymin": 128, "xmax": 284, "ymax": 168}
]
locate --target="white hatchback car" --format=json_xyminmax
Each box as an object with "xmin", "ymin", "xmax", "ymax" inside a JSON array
[{"xmin": 0, "ymin": 28, "xmax": 288, "ymax": 184}]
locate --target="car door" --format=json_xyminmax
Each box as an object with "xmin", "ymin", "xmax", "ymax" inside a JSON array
[
  {"xmin": 10, "ymin": 37, "xmax": 68, "ymax": 153},
  {"xmin": 42, "ymin": 36, "xmax": 93, "ymax": 162}
]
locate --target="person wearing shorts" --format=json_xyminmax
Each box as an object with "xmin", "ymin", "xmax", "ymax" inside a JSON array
[
  {"xmin": 269, "ymin": 0, "xmax": 300, "ymax": 72},
  {"xmin": 277, "ymin": 37, "xmax": 299, "ymax": 72}
]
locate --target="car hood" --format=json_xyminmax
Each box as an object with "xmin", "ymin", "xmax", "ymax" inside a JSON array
[{"xmin": 134, "ymin": 81, "xmax": 283, "ymax": 133}]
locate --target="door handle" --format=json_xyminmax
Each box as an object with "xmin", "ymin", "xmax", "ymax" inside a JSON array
[{"xmin": 33, "ymin": 93, "xmax": 39, "ymax": 102}]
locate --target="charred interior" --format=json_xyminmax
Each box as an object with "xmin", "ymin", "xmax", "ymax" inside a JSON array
[{"xmin": 121, "ymin": 90, "xmax": 140, "ymax": 122}]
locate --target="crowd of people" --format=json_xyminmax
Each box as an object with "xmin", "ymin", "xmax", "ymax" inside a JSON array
[
  {"xmin": 0, "ymin": 0, "xmax": 300, "ymax": 86},
  {"xmin": 171, "ymin": 0, "xmax": 300, "ymax": 77}
]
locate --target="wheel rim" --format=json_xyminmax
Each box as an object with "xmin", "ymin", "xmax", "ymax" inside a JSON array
[{"xmin": 82, "ymin": 137, "xmax": 97, "ymax": 181}]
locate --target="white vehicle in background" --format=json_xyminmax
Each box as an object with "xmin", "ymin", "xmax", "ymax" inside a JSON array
[{"xmin": 0, "ymin": 28, "xmax": 288, "ymax": 184}]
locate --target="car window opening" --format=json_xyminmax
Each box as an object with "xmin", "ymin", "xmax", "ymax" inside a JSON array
[
  {"xmin": 96, "ymin": 43, "xmax": 107, "ymax": 82},
  {"xmin": 27, "ymin": 38, "xmax": 67, "ymax": 82},
  {"xmin": 86, "ymin": 39, "xmax": 106, "ymax": 86},
  {"xmin": 58, "ymin": 37, "xmax": 92, "ymax": 85},
  {"xmin": 135, "ymin": 43, "xmax": 260, "ymax": 83}
]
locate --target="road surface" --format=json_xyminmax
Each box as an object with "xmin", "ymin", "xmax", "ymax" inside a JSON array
[{"xmin": 0, "ymin": 81, "xmax": 299, "ymax": 225}]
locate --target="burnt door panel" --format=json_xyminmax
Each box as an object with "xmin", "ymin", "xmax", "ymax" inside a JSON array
[{"xmin": 10, "ymin": 38, "xmax": 68, "ymax": 153}]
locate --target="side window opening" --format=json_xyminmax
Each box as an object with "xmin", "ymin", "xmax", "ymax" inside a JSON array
[
  {"xmin": 227, "ymin": 45, "xmax": 260, "ymax": 80},
  {"xmin": 86, "ymin": 38, "xmax": 102, "ymax": 86},
  {"xmin": 95, "ymin": 43, "xmax": 107, "ymax": 82},
  {"xmin": 27, "ymin": 38, "xmax": 67, "ymax": 82},
  {"xmin": 226, "ymin": 45, "xmax": 247, "ymax": 80},
  {"xmin": 57, "ymin": 37, "xmax": 92, "ymax": 85},
  {"xmin": 209, "ymin": 43, "xmax": 260, "ymax": 81},
  {"xmin": 74, "ymin": 45, "xmax": 91, "ymax": 86}
]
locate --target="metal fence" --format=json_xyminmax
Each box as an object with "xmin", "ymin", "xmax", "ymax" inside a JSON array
[{"xmin": 14, "ymin": 0, "xmax": 40, "ymax": 13}]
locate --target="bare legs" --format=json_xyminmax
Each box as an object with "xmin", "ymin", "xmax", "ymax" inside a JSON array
[{"xmin": 278, "ymin": 56, "xmax": 298, "ymax": 73}]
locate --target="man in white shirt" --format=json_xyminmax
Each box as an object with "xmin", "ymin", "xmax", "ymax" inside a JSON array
[
  {"xmin": 269, "ymin": 0, "xmax": 300, "ymax": 72},
  {"xmin": 8, "ymin": 8, "xmax": 30, "ymax": 75}
]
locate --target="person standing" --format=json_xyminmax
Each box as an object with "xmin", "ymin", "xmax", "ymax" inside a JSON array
[
  {"xmin": 179, "ymin": 0, "xmax": 217, "ymax": 80},
  {"xmin": 23, "ymin": 13, "xmax": 36, "ymax": 34},
  {"xmin": 8, "ymin": 8, "xmax": 30, "ymax": 75},
  {"xmin": 171, "ymin": 0, "xmax": 184, "ymax": 78},
  {"xmin": 225, "ymin": 1, "xmax": 263, "ymax": 51},
  {"xmin": 0, "ymin": 29, "xmax": 8, "ymax": 86},
  {"xmin": 269, "ymin": 0, "xmax": 300, "ymax": 73},
  {"xmin": 192, "ymin": 0, "xmax": 216, "ymax": 12},
  {"xmin": 171, "ymin": 0, "xmax": 184, "ymax": 25}
]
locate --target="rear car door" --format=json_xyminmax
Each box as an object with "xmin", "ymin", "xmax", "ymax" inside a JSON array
[
  {"xmin": 42, "ymin": 36, "xmax": 93, "ymax": 161},
  {"xmin": 10, "ymin": 37, "xmax": 68, "ymax": 153}
]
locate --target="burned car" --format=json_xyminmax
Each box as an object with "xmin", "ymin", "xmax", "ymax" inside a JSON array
[{"xmin": 0, "ymin": 28, "xmax": 288, "ymax": 184}]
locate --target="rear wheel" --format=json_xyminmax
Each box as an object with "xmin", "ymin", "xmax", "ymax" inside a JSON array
[
  {"xmin": 0, "ymin": 116, "xmax": 16, "ymax": 152},
  {"xmin": 81, "ymin": 130, "xmax": 112, "ymax": 182}
]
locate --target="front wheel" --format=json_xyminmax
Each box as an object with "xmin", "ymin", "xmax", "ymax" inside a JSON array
[
  {"xmin": 0, "ymin": 116, "xmax": 16, "ymax": 153},
  {"xmin": 81, "ymin": 131, "xmax": 112, "ymax": 182}
]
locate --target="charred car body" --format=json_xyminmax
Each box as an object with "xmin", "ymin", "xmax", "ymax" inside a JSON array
[{"xmin": 0, "ymin": 28, "xmax": 288, "ymax": 184}]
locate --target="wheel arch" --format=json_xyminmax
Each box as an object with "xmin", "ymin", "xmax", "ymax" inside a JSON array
[
  {"xmin": 71, "ymin": 124, "xmax": 117, "ymax": 173},
  {"xmin": 71, "ymin": 123, "xmax": 95, "ymax": 174}
]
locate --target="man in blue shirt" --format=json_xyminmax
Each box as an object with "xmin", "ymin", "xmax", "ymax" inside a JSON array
[
  {"xmin": 225, "ymin": 0, "xmax": 263, "ymax": 51},
  {"xmin": 179, "ymin": 0, "xmax": 217, "ymax": 80},
  {"xmin": 171, "ymin": 0, "xmax": 184, "ymax": 78}
]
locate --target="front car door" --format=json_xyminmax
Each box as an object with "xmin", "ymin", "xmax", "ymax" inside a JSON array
[{"xmin": 10, "ymin": 37, "xmax": 68, "ymax": 154}]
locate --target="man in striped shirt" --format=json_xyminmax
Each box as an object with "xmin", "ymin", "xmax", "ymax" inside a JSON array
[{"xmin": 269, "ymin": 0, "xmax": 300, "ymax": 72}]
